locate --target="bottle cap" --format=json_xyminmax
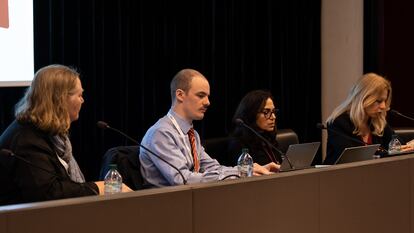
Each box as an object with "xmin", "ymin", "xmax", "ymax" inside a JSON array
[
  {"xmin": 109, "ymin": 164, "xmax": 117, "ymax": 169},
  {"xmin": 242, "ymin": 148, "xmax": 249, "ymax": 153}
]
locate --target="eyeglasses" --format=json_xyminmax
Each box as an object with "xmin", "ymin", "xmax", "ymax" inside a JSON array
[{"xmin": 259, "ymin": 108, "xmax": 279, "ymax": 119}]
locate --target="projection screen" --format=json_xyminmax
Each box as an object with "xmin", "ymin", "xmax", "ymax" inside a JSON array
[{"xmin": 0, "ymin": 0, "xmax": 34, "ymax": 87}]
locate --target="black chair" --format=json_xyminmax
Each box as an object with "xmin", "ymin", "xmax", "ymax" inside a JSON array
[
  {"xmin": 203, "ymin": 128, "xmax": 299, "ymax": 165},
  {"xmin": 100, "ymin": 146, "xmax": 146, "ymax": 191},
  {"xmin": 394, "ymin": 127, "xmax": 414, "ymax": 144},
  {"xmin": 203, "ymin": 137, "xmax": 233, "ymax": 166},
  {"xmin": 276, "ymin": 129, "xmax": 299, "ymax": 153}
]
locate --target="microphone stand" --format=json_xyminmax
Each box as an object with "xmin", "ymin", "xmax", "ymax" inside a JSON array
[
  {"xmin": 1, "ymin": 149, "xmax": 56, "ymax": 175},
  {"xmin": 316, "ymin": 123, "xmax": 388, "ymax": 162},
  {"xmin": 97, "ymin": 121, "xmax": 188, "ymax": 185},
  {"xmin": 390, "ymin": 109, "xmax": 414, "ymax": 122},
  {"xmin": 316, "ymin": 123, "xmax": 366, "ymax": 146},
  {"xmin": 0, "ymin": 149, "xmax": 99, "ymax": 195},
  {"xmin": 235, "ymin": 119, "xmax": 294, "ymax": 169}
]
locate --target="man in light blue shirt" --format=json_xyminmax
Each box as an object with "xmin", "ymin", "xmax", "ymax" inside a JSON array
[{"xmin": 140, "ymin": 69, "xmax": 279, "ymax": 187}]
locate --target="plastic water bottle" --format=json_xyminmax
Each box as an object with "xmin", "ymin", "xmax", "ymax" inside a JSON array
[
  {"xmin": 104, "ymin": 164, "xmax": 122, "ymax": 195},
  {"xmin": 388, "ymin": 134, "xmax": 402, "ymax": 154},
  {"xmin": 237, "ymin": 148, "xmax": 253, "ymax": 177}
]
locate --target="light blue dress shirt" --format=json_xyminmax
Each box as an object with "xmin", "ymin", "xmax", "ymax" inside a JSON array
[{"xmin": 140, "ymin": 109, "xmax": 239, "ymax": 187}]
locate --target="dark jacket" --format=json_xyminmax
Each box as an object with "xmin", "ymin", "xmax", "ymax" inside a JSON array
[
  {"xmin": 324, "ymin": 113, "xmax": 395, "ymax": 165},
  {"xmin": 227, "ymin": 134, "xmax": 283, "ymax": 166},
  {"xmin": 100, "ymin": 146, "xmax": 144, "ymax": 191},
  {"xmin": 0, "ymin": 120, "xmax": 98, "ymax": 206}
]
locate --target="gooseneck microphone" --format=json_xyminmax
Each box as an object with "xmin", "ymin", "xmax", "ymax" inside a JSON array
[
  {"xmin": 97, "ymin": 121, "xmax": 187, "ymax": 185},
  {"xmin": 97, "ymin": 121, "xmax": 139, "ymax": 144},
  {"xmin": 390, "ymin": 109, "xmax": 414, "ymax": 122},
  {"xmin": 1, "ymin": 149, "xmax": 57, "ymax": 175},
  {"xmin": 234, "ymin": 118, "xmax": 294, "ymax": 169},
  {"xmin": 316, "ymin": 123, "xmax": 366, "ymax": 146},
  {"xmin": 317, "ymin": 123, "xmax": 390, "ymax": 162},
  {"xmin": 0, "ymin": 149, "xmax": 99, "ymax": 195}
]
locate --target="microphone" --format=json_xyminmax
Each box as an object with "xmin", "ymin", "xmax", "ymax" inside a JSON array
[
  {"xmin": 390, "ymin": 109, "xmax": 414, "ymax": 122},
  {"xmin": 0, "ymin": 149, "xmax": 99, "ymax": 195},
  {"xmin": 316, "ymin": 123, "xmax": 366, "ymax": 146},
  {"xmin": 97, "ymin": 121, "xmax": 187, "ymax": 185},
  {"xmin": 1, "ymin": 149, "xmax": 56, "ymax": 174},
  {"xmin": 317, "ymin": 123, "xmax": 390, "ymax": 161},
  {"xmin": 234, "ymin": 118, "xmax": 294, "ymax": 169},
  {"xmin": 97, "ymin": 121, "xmax": 139, "ymax": 144}
]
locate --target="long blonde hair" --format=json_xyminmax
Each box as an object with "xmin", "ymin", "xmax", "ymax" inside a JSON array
[
  {"xmin": 326, "ymin": 73, "xmax": 392, "ymax": 136},
  {"xmin": 15, "ymin": 64, "xmax": 80, "ymax": 135}
]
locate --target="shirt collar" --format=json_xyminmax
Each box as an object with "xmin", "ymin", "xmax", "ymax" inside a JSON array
[{"xmin": 168, "ymin": 109, "xmax": 193, "ymax": 134}]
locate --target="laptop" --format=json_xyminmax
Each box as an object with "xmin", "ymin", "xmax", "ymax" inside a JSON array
[
  {"xmin": 334, "ymin": 144, "xmax": 380, "ymax": 164},
  {"xmin": 279, "ymin": 142, "xmax": 320, "ymax": 172}
]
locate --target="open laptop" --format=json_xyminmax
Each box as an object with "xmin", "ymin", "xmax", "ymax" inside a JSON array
[
  {"xmin": 334, "ymin": 144, "xmax": 380, "ymax": 164},
  {"xmin": 279, "ymin": 142, "xmax": 320, "ymax": 172}
]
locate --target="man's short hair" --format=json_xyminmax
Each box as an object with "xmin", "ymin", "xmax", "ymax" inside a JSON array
[{"xmin": 170, "ymin": 69, "xmax": 205, "ymax": 102}]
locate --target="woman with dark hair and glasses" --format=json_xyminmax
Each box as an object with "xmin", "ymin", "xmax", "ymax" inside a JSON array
[{"xmin": 227, "ymin": 90, "xmax": 282, "ymax": 168}]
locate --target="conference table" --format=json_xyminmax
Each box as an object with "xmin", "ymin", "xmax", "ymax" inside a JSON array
[{"xmin": 1, "ymin": 154, "xmax": 414, "ymax": 233}]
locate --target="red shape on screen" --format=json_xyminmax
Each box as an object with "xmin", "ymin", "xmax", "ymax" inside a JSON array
[{"xmin": 0, "ymin": 0, "xmax": 9, "ymax": 29}]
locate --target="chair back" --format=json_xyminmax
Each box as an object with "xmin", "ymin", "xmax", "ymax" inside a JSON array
[
  {"xmin": 203, "ymin": 128, "xmax": 299, "ymax": 165},
  {"xmin": 100, "ymin": 146, "xmax": 145, "ymax": 190},
  {"xmin": 203, "ymin": 137, "xmax": 233, "ymax": 166},
  {"xmin": 276, "ymin": 129, "xmax": 299, "ymax": 153}
]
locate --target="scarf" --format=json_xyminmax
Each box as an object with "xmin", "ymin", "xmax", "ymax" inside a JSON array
[{"xmin": 51, "ymin": 134, "xmax": 85, "ymax": 183}]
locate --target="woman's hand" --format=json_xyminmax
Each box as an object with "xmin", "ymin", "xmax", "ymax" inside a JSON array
[
  {"xmin": 400, "ymin": 144, "xmax": 414, "ymax": 152},
  {"xmin": 263, "ymin": 162, "xmax": 280, "ymax": 173},
  {"xmin": 122, "ymin": 183, "xmax": 133, "ymax": 192},
  {"xmin": 94, "ymin": 181, "xmax": 133, "ymax": 195},
  {"xmin": 252, "ymin": 162, "xmax": 280, "ymax": 176}
]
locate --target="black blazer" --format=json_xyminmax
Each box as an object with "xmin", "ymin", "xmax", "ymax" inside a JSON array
[
  {"xmin": 324, "ymin": 113, "xmax": 395, "ymax": 165},
  {"xmin": 227, "ymin": 136, "xmax": 283, "ymax": 166},
  {"xmin": 0, "ymin": 120, "xmax": 98, "ymax": 205}
]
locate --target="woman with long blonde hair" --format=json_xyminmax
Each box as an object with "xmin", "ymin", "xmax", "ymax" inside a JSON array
[
  {"xmin": 324, "ymin": 73, "xmax": 399, "ymax": 164},
  {"xmin": 0, "ymin": 64, "xmax": 99, "ymax": 205}
]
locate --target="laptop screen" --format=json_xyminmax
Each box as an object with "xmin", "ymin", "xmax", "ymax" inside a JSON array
[
  {"xmin": 280, "ymin": 142, "xmax": 320, "ymax": 172},
  {"xmin": 335, "ymin": 144, "xmax": 380, "ymax": 164}
]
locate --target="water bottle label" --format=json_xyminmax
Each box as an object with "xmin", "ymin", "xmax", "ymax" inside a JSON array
[
  {"xmin": 104, "ymin": 169, "xmax": 123, "ymax": 194},
  {"xmin": 238, "ymin": 165, "xmax": 253, "ymax": 177},
  {"xmin": 389, "ymin": 138, "xmax": 402, "ymax": 154},
  {"xmin": 104, "ymin": 181, "xmax": 122, "ymax": 194}
]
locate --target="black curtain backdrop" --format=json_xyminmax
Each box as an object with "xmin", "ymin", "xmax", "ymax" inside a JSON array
[
  {"xmin": 364, "ymin": 0, "xmax": 384, "ymax": 74},
  {"xmin": 0, "ymin": 0, "xmax": 321, "ymax": 180},
  {"xmin": 364, "ymin": 0, "xmax": 414, "ymax": 128}
]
